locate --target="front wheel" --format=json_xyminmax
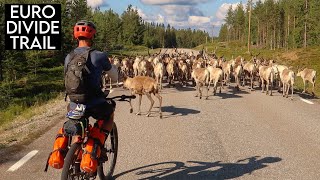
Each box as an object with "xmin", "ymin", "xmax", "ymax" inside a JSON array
[
  {"xmin": 61, "ymin": 143, "xmax": 82, "ymax": 180},
  {"xmin": 98, "ymin": 123, "xmax": 118, "ymax": 179}
]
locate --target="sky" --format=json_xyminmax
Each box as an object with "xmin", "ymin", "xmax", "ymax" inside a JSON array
[{"xmin": 87, "ymin": 0, "xmax": 250, "ymax": 37}]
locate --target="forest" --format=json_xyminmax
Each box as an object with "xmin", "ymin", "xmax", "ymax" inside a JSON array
[
  {"xmin": 0, "ymin": 0, "xmax": 209, "ymax": 82},
  {"xmin": 218, "ymin": 0, "xmax": 320, "ymax": 49}
]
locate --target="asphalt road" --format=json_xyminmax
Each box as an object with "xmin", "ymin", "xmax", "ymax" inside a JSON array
[{"xmin": 1, "ymin": 83, "xmax": 320, "ymax": 180}]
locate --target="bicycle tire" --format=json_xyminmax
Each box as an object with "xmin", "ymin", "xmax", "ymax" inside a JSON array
[
  {"xmin": 61, "ymin": 143, "xmax": 82, "ymax": 180},
  {"xmin": 97, "ymin": 123, "xmax": 118, "ymax": 179}
]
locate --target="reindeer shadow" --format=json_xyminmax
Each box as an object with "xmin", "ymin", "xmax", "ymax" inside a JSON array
[
  {"xmin": 213, "ymin": 92, "xmax": 243, "ymax": 99},
  {"xmin": 163, "ymin": 82, "xmax": 195, "ymax": 92},
  {"xmin": 295, "ymin": 91, "xmax": 318, "ymax": 100},
  {"xmin": 113, "ymin": 156, "xmax": 282, "ymax": 180},
  {"xmin": 160, "ymin": 106, "xmax": 200, "ymax": 118}
]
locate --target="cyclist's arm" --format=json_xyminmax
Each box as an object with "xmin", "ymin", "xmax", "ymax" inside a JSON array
[
  {"xmin": 101, "ymin": 52, "xmax": 112, "ymax": 71},
  {"xmin": 102, "ymin": 53, "xmax": 118, "ymax": 82}
]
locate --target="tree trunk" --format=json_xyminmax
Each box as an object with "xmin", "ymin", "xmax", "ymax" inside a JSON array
[
  {"xmin": 0, "ymin": 58, "xmax": 2, "ymax": 81},
  {"xmin": 257, "ymin": 20, "xmax": 260, "ymax": 46},
  {"xmin": 304, "ymin": 0, "xmax": 308, "ymax": 48},
  {"xmin": 273, "ymin": 27, "xmax": 276, "ymax": 50},
  {"xmin": 287, "ymin": 14, "xmax": 290, "ymax": 50}
]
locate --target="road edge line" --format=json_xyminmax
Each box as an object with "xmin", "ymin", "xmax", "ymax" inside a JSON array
[{"xmin": 7, "ymin": 150, "xmax": 39, "ymax": 172}]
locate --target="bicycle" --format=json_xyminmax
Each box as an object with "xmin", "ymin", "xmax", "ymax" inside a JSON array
[{"xmin": 60, "ymin": 95, "xmax": 136, "ymax": 180}]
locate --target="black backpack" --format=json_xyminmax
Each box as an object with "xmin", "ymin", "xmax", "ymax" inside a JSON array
[{"xmin": 64, "ymin": 48, "xmax": 94, "ymax": 104}]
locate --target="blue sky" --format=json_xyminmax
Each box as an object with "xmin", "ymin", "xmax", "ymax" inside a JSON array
[{"xmin": 87, "ymin": 0, "xmax": 247, "ymax": 36}]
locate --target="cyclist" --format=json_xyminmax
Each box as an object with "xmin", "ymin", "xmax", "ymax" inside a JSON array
[{"xmin": 64, "ymin": 20, "xmax": 117, "ymax": 143}]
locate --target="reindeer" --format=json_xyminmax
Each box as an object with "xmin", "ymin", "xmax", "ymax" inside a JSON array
[
  {"xmin": 232, "ymin": 56, "xmax": 244, "ymax": 91},
  {"xmin": 297, "ymin": 68, "xmax": 317, "ymax": 96},
  {"xmin": 133, "ymin": 56, "xmax": 142, "ymax": 77},
  {"xmin": 154, "ymin": 62, "xmax": 164, "ymax": 90},
  {"xmin": 121, "ymin": 57, "xmax": 133, "ymax": 77},
  {"xmin": 207, "ymin": 66, "xmax": 224, "ymax": 95},
  {"xmin": 191, "ymin": 68, "xmax": 210, "ymax": 99},
  {"xmin": 243, "ymin": 61, "xmax": 258, "ymax": 90},
  {"xmin": 259, "ymin": 65, "xmax": 277, "ymax": 96},
  {"xmin": 280, "ymin": 69, "xmax": 295, "ymax": 100},
  {"xmin": 166, "ymin": 58, "xmax": 177, "ymax": 87},
  {"xmin": 123, "ymin": 76, "xmax": 162, "ymax": 118}
]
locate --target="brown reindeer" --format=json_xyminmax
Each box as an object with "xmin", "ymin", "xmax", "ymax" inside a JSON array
[{"xmin": 123, "ymin": 76, "xmax": 162, "ymax": 118}]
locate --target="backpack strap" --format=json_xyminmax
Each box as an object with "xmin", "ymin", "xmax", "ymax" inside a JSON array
[
  {"xmin": 64, "ymin": 50, "xmax": 76, "ymax": 76},
  {"xmin": 65, "ymin": 48, "xmax": 95, "ymax": 75},
  {"xmin": 83, "ymin": 48, "xmax": 95, "ymax": 74}
]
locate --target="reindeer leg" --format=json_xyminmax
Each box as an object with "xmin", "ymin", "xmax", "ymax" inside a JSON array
[
  {"xmin": 145, "ymin": 93, "xmax": 154, "ymax": 117},
  {"xmin": 312, "ymin": 81, "xmax": 315, "ymax": 96},
  {"xmin": 227, "ymin": 73, "xmax": 230, "ymax": 87},
  {"xmin": 129, "ymin": 91, "xmax": 134, "ymax": 113},
  {"xmin": 270, "ymin": 79, "xmax": 273, "ymax": 96},
  {"xmin": 213, "ymin": 81, "xmax": 218, "ymax": 95},
  {"xmin": 199, "ymin": 84, "xmax": 203, "ymax": 99},
  {"xmin": 102, "ymin": 75, "xmax": 106, "ymax": 90},
  {"xmin": 109, "ymin": 78, "xmax": 112, "ymax": 89},
  {"xmin": 266, "ymin": 80, "xmax": 270, "ymax": 95},
  {"xmin": 242, "ymin": 73, "xmax": 245, "ymax": 87},
  {"xmin": 206, "ymin": 83, "xmax": 209, "ymax": 100},
  {"xmin": 283, "ymin": 83, "xmax": 286, "ymax": 97},
  {"xmin": 136, "ymin": 94, "xmax": 142, "ymax": 116},
  {"xmin": 286, "ymin": 83, "xmax": 290, "ymax": 98},
  {"xmin": 278, "ymin": 81, "xmax": 281, "ymax": 92},
  {"xmin": 195, "ymin": 82, "xmax": 199, "ymax": 97},
  {"xmin": 236, "ymin": 76, "xmax": 240, "ymax": 91},
  {"xmin": 302, "ymin": 80, "xmax": 306, "ymax": 93},
  {"xmin": 220, "ymin": 76, "xmax": 224, "ymax": 92},
  {"xmin": 261, "ymin": 78, "xmax": 264, "ymax": 93},
  {"xmin": 291, "ymin": 83, "xmax": 294, "ymax": 100},
  {"xmin": 250, "ymin": 74, "xmax": 254, "ymax": 91},
  {"xmin": 154, "ymin": 93, "xmax": 162, "ymax": 118}
]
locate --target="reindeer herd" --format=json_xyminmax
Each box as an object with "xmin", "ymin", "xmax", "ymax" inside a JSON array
[{"xmin": 103, "ymin": 49, "xmax": 317, "ymax": 118}]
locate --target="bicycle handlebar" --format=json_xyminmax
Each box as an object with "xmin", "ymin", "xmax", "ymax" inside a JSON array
[{"xmin": 106, "ymin": 95, "xmax": 136, "ymax": 101}]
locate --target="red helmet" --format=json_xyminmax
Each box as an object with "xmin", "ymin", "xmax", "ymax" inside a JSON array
[{"xmin": 73, "ymin": 20, "xmax": 96, "ymax": 39}]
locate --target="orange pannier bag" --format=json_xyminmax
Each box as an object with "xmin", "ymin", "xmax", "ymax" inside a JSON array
[
  {"xmin": 80, "ymin": 126, "xmax": 105, "ymax": 173},
  {"xmin": 46, "ymin": 128, "xmax": 68, "ymax": 170}
]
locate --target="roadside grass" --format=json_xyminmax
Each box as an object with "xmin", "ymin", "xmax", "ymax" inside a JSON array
[
  {"xmin": 195, "ymin": 42, "xmax": 320, "ymax": 97},
  {"xmin": 110, "ymin": 45, "xmax": 161, "ymax": 57},
  {"xmin": 0, "ymin": 66, "xmax": 64, "ymax": 127}
]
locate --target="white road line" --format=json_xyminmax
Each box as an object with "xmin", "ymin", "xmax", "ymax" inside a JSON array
[
  {"xmin": 300, "ymin": 98, "xmax": 314, "ymax": 105},
  {"xmin": 7, "ymin": 150, "xmax": 38, "ymax": 172}
]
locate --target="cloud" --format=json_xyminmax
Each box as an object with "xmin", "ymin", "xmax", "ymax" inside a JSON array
[
  {"xmin": 137, "ymin": 8, "xmax": 165, "ymax": 24},
  {"xmin": 188, "ymin": 16, "xmax": 210, "ymax": 25},
  {"xmin": 140, "ymin": 0, "xmax": 213, "ymax": 5},
  {"xmin": 139, "ymin": 0, "xmax": 220, "ymax": 36},
  {"xmin": 137, "ymin": 8, "xmax": 147, "ymax": 19},
  {"xmin": 87, "ymin": 0, "xmax": 108, "ymax": 8},
  {"xmin": 215, "ymin": 3, "xmax": 238, "ymax": 20},
  {"xmin": 160, "ymin": 5, "xmax": 204, "ymax": 22},
  {"xmin": 157, "ymin": 14, "xmax": 165, "ymax": 23}
]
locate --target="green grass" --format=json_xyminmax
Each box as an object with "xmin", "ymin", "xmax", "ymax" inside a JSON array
[
  {"xmin": 110, "ymin": 45, "xmax": 161, "ymax": 57},
  {"xmin": 0, "ymin": 66, "xmax": 64, "ymax": 127},
  {"xmin": 195, "ymin": 41, "xmax": 320, "ymax": 97}
]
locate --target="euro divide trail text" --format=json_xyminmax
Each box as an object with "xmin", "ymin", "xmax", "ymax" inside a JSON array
[{"xmin": 5, "ymin": 4, "xmax": 61, "ymax": 50}]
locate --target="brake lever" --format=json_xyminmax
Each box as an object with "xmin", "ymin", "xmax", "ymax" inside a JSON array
[{"xmin": 118, "ymin": 99, "xmax": 130, "ymax": 102}]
